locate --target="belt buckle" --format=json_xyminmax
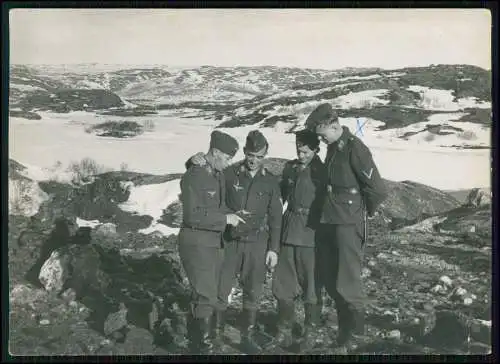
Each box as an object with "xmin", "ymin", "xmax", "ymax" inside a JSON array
[{"xmin": 327, "ymin": 185, "xmax": 333, "ymax": 193}]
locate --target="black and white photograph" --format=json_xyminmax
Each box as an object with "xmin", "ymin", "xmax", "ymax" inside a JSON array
[{"xmin": 7, "ymin": 8, "xmax": 492, "ymax": 356}]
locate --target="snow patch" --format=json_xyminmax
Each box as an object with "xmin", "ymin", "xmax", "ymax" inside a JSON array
[
  {"xmin": 10, "ymin": 83, "xmax": 45, "ymax": 92},
  {"xmin": 76, "ymin": 217, "xmax": 101, "ymax": 228},
  {"xmin": 10, "ymin": 113, "xmax": 491, "ymax": 191},
  {"xmin": 407, "ymin": 86, "xmax": 491, "ymax": 111},
  {"xmin": 119, "ymin": 179, "xmax": 182, "ymax": 236},
  {"xmin": 139, "ymin": 223, "xmax": 179, "ymax": 237},
  {"xmin": 331, "ymin": 89, "xmax": 390, "ymax": 109}
]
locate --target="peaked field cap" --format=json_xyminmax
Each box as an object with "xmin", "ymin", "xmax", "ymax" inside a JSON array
[
  {"xmin": 209, "ymin": 130, "xmax": 239, "ymax": 157},
  {"xmin": 295, "ymin": 129, "xmax": 320, "ymax": 150},
  {"xmin": 305, "ymin": 103, "xmax": 339, "ymax": 129},
  {"xmin": 245, "ymin": 130, "xmax": 269, "ymax": 152}
]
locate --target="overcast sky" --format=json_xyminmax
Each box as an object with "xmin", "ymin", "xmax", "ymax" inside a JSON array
[{"xmin": 9, "ymin": 9, "xmax": 491, "ymax": 70}]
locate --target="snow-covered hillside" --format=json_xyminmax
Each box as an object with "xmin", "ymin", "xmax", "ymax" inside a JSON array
[
  {"xmin": 9, "ymin": 111, "xmax": 490, "ymax": 191},
  {"xmin": 8, "ymin": 63, "xmax": 491, "ymax": 193}
]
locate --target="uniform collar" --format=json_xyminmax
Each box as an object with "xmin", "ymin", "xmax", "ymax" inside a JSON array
[
  {"xmin": 203, "ymin": 156, "xmax": 217, "ymax": 176},
  {"xmin": 294, "ymin": 154, "xmax": 321, "ymax": 170},
  {"xmin": 236, "ymin": 161, "xmax": 267, "ymax": 177},
  {"xmin": 329, "ymin": 126, "xmax": 352, "ymax": 152}
]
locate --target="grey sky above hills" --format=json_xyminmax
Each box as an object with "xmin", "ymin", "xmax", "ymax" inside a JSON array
[{"xmin": 9, "ymin": 9, "xmax": 491, "ymax": 70}]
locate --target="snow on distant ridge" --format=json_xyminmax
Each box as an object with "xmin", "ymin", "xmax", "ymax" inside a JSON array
[
  {"xmin": 407, "ymin": 86, "xmax": 491, "ymax": 111},
  {"xmin": 331, "ymin": 89, "xmax": 391, "ymax": 109}
]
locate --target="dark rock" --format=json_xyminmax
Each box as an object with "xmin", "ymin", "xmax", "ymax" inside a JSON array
[
  {"xmin": 116, "ymin": 325, "xmax": 155, "ymax": 354},
  {"xmin": 91, "ymin": 121, "xmax": 144, "ymax": 139},
  {"xmin": 10, "ymin": 110, "xmax": 42, "ymax": 120},
  {"xmin": 469, "ymin": 319, "xmax": 491, "ymax": 345},
  {"xmin": 103, "ymin": 303, "xmax": 128, "ymax": 336},
  {"xmin": 19, "ymin": 89, "xmax": 124, "ymax": 113},
  {"xmin": 423, "ymin": 310, "xmax": 468, "ymax": 348},
  {"xmin": 23, "ymin": 217, "xmax": 77, "ymax": 287}
]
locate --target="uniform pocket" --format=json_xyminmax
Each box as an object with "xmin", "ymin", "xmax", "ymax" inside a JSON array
[{"xmin": 334, "ymin": 192, "xmax": 363, "ymax": 214}]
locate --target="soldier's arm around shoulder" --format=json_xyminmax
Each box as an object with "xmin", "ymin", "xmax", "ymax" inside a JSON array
[
  {"xmin": 350, "ymin": 139, "xmax": 388, "ymax": 216},
  {"xmin": 180, "ymin": 167, "xmax": 227, "ymax": 232},
  {"xmin": 267, "ymin": 172, "xmax": 283, "ymax": 253}
]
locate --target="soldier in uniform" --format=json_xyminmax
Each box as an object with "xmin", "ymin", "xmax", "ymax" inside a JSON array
[
  {"xmin": 188, "ymin": 130, "xmax": 283, "ymax": 354},
  {"xmin": 179, "ymin": 130, "xmax": 246, "ymax": 354},
  {"xmin": 305, "ymin": 103, "xmax": 388, "ymax": 353},
  {"xmin": 271, "ymin": 129, "xmax": 327, "ymax": 352}
]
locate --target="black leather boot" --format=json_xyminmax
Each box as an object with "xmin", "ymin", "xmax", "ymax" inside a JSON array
[
  {"xmin": 273, "ymin": 300, "xmax": 295, "ymax": 349},
  {"xmin": 241, "ymin": 309, "xmax": 262, "ymax": 354},
  {"xmin": 300, "ymin": 303, "xmax": 321, "ymax": 352},
  {"xmin": 335, "ymin": 306, "xmax": 366, "ymax": 354},
  {"xmin": 197, "ymin": 316, "xmax": 216, "ymax": 354},
  {"xmin": 335, "ymin": 299, "xmax": 352, "ymax": 346},
  {"xmin": 212, "ymin": 310, "xmax": 225, "ymax": 350}
]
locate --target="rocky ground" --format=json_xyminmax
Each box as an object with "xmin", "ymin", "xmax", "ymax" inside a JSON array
[{"xmin": 7, "ymin": 160, "xmax": 492, "ymax": 356}]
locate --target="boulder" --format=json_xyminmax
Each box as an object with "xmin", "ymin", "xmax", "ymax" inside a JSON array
[
  {"xmin": 465, "ymin": 188, "xmax": 491, "ymax": 208},
  {"xmin": 116, "ymin": 325, "xmax": 155, "ymax": 354},
  {"xmin": 424, "ymin": 310, "xmax": 468, "ymax": 347},
  {"xmin": 38, "ymin": 250, "xmax": 72, "ymax": 294},
  {"xmin": 95, "ymin": 223, "xmax": 118, "ymax": 237},
  {"xmin": 469, "ymin": 319, "xmax": 491, "ymax": 345},
  {"xmin": 104, "ymin": 303, "xmax": 128, "ymax": 337}
]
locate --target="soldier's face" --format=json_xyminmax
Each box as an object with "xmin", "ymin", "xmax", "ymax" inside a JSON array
[
  {"xmin": 213, "ymin": 150, "xmax": 233, "ymax": 171},
  {"xmin": 244, "ymin": 146, "xmax": 267, "ymax": 171},
  {"xmin": 296, "ymin": 144, "xmax": 316, "ymax": 166},
  {"xmin": 316, "ymin": 122, "xmax": 343, "ymax": 144}
]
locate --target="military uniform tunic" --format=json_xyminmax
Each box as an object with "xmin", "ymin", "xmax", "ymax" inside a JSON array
[
  {"xmin": 272, "ymin": 155, "xmax": 327, "ymax": 305},
  {"xmin": 316, "ymin": 126, "xmax": 387, "ymax": 314},
  {"xmin": 178, "ymin": 164, "xmax": 231, "ymax": 319},
  {"xmin": 217, "ymin": 161, "xmax": 283, "ymax": 311}
]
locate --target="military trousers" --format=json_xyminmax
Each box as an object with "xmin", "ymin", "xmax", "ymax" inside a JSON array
[
  {"xmin": 217, "ymin": 240, "xmax": 268, "ymax": 311},
  {"xmin": 272, "ymin": 245, "xmax": 320, "ymax": 305},
  {"xmin": 316, "ymin": 223, "xmax": 366, "ymax": 311},
  {"xmin": 179, "ymin": 243, "xmax": 224, "ymax": 319}
]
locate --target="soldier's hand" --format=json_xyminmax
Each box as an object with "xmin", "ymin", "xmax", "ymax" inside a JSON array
[
  {"xmin": 265, "ymin": 251, "xmax": 278, "ymax": 271},
  {"xmin": 190, "ymin": 152, "xmax": 206, "ymax": 166},
  {"xmin": 236, "ymin": 210, "xmax": 251, "ymax": 216},
  {"xmin": 226, "ymin": 213, "xmax": 246, "ymax": 226}
]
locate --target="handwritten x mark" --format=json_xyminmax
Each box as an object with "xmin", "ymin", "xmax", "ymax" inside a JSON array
[{"xmin": 355, "ymin": 118, "xmax": 369, "ymax": 136}]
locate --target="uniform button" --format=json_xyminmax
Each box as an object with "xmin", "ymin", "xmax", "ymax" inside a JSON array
[{"xmin": 348, "ymin": 200, "xmax": 353, "ymax": 205}]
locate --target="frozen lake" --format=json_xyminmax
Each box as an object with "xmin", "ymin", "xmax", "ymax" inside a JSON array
[{"xmin": 9, "ymin": 111, "xmax": 490, "ymax": 191}]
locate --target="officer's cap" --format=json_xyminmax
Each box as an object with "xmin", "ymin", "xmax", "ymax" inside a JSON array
[
  {"xmin": 244, "ymin": 130, "xmax": 269, "ymax": 153},
  {"xmin": 209, "ymin": 130, "xmax": 239, "ymax": 157},
  {"xmin": 305, "ymin": 103, "xmax": 339, "ymax": 130},
  {"xmin": 295, "ymin": 129, "xmax": 320, "ymax": 151}
]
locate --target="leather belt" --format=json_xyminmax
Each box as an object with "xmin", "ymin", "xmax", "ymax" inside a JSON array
[
  {"xmin": 287, "ymin": 206, "xmax": 310, "ymax": 215},
  {"xmin": 326, "ymin": 185, "xmax": 358, "ymax": 195}
]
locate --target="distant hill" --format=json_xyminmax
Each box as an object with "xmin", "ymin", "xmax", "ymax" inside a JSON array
[{"xmin": 9, "ymin": 64, "xmax": 492, "ymax": 149}]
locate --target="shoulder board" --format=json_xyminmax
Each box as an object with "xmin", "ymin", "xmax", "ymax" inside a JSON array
[
  {"xmin": 262, "ymin": 167, "xmax": 278, "ymax": 177},
  {"xmin": 185, "ymin": 164, "xmax": 208, "ymax": 177}
]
